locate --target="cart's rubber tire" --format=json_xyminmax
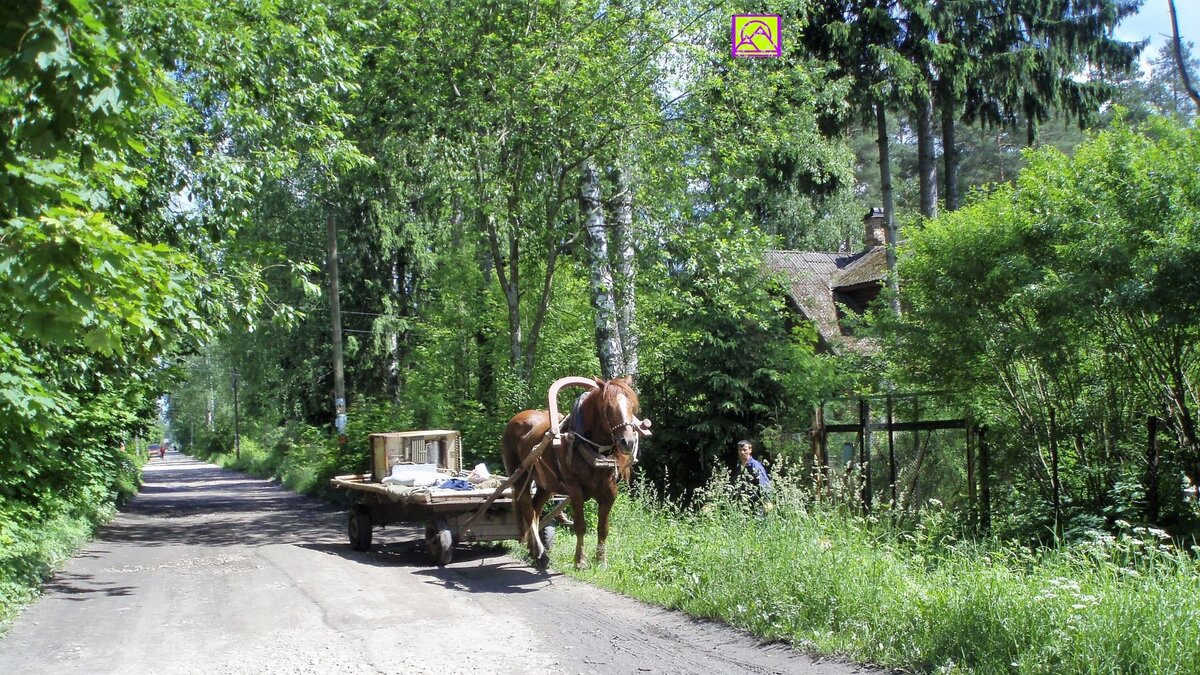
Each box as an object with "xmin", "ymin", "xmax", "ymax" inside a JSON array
[
  {"xmin": 348, "ymin": 505, "xmax": 372, "ymax": 551},
  {"xmin": 535, "ymin": 524, "xmax": 556, "ymax": 570},
  {"xmin": 425, "ymin": 518, "xmax": 453, "ymax": 566}
]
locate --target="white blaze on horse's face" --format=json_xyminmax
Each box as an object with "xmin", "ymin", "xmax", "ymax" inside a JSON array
[{"xmin": 617, "ymin": 393, "xmax": 639, "ymax": 460}]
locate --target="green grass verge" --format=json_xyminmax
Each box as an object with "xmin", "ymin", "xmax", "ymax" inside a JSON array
[
  {"xmin": 0, "ymin": 455, "xmax": 144, "ymax": 632},
  {"xmin": 0, "ymin": 502, "xmax": 113, "ymax": 630},
  {"xmin": 544, "ymin": 480, "xmax": 1200, "ymax": 674}
]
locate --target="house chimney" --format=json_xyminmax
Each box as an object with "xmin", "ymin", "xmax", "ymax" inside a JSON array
[{"xmin": 863, "ymin": 207, "xmax": 886, "ymax": 249}]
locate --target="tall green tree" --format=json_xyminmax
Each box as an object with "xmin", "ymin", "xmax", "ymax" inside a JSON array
[
  {"xmin": 690, "ymin": 2, "xmax": 860, "ymax": 248},
  {"xmin": 885, "ymin": 117, "xmax": 1200, "ymax": 531},
  {"xmin": 1145, "ymin": 40, "xmax": 1199, "ymax": 122},
  {"xmin": 638, "ymin": 224, "xmax": 839, "ymax": 499},
  {"xmin": 1, "ymin": 0, "xmax": 219, "ymax": 508}
]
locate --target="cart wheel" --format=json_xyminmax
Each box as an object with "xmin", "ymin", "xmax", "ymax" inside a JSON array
[
  {"xmin": 425, "ymin": 518, "xmax": 453, "ymax": 566},
  {"xmin": 348, "ymin": 505, "xmax": 372, "ymax": 551},
  {"xmin": 535, "ymin": 524, "xmax": 556, "ymax": 570}
]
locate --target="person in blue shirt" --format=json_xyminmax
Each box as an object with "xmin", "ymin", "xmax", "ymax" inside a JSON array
[{"xmin": 735, "ymin": 439, "xmax": 771, "ymax": 512}]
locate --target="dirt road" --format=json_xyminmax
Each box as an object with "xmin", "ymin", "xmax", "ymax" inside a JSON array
[{"xmin": 0, "ymin": 452, "xmax": 870, "ymax": 674}]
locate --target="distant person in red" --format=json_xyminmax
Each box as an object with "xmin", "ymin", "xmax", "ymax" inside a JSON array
[{"xmin": 160, "ymin": 439, "xmax": 168, "ymax": 459}]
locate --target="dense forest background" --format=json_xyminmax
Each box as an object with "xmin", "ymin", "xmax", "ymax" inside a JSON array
[{"xmin": 3, "ymin": 0, "xmax": 1199, "ymax": 583}]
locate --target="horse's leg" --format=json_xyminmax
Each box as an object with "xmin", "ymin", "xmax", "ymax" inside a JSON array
[
  {"xmin": 595, "ymin": 488, "xmax": 616, "ymax": 569},
  {"xmin": 569, "ymin": 492, "xmax": 588, "ymax": 569}
]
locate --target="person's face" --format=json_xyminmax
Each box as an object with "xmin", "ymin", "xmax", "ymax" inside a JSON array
[{"xmin": 738, "ymin": 445, "xmax": 752, "ymax": 465}]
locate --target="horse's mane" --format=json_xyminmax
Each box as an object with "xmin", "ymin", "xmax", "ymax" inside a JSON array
[{"xmin": 584, "ymin": 377, "xmax": 639, "ymax": 419}]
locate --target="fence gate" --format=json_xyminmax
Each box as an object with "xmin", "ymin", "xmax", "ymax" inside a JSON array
[{"xmin": 810, "ymin": 392, "xmax": 990, "ymax": 529}]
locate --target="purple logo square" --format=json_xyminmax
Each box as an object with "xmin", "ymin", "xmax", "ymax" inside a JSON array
[{"xmin": 732, "ymin": 15, "xmax": 782, "ymax": 58}]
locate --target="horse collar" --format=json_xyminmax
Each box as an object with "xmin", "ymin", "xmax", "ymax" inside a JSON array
[{"xmin": 570, "ymin": 388, "xmax": 637, "ymax": 461}]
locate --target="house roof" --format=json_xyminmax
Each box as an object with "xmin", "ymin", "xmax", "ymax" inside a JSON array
[
  {"xmin": 764, "ymin": 248, "xmax": 888, "ymax": 354},
  {"xmin": 832, "ymin": 246, "xmax": 887, "ymax": 289}
]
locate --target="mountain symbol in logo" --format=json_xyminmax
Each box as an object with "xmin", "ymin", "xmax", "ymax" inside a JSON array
[{"xmin": 732, "ymin": 15, "xmax": 781, "ymax": 58}]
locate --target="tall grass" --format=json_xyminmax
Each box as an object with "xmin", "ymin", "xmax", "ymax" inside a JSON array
[{"xmin": 550, "ymin": 474, "xmax": 1200, "ymax": 674}]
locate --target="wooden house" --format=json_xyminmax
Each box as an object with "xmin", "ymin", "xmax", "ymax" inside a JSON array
[{"xmin": 764, "ymin": 208, "xmax": 890, "ymax": 354}]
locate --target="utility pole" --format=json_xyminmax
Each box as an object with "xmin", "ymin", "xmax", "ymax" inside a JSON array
[
  {"xmin": 231, "ymin": 371, "xmax": 241, "ymax": 460},
  {"xmin": 327, "ymin": 210, "xmax": 347, "ymax": 445}
]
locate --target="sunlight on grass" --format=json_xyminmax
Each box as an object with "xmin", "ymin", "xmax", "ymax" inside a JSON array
[{"xmin": 549, "ymin": 476, "xmax": 1200, "ymax": 674}]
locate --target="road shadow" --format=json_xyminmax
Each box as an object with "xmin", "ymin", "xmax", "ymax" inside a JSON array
[
  {"xmin": 297, "ymin": 539, "xmax": 555, "ymax": 595},
  {"xmin": 115, "ymin": 454, "xmax": 556, "ymax": 596},
  {"xmin": 298, "ymin": 539, "xmax": 513, "ymax": 569},
  {"xmin": 101, "ymin": 455, "xmax": 344, "ymax": 549},
  {"xmin": 413, "ymin": 561, "xmax": 558, "ymax": 594},
  {"xmin": 40, "ymin": 571, "xmax": 137, "ymax": 601}
]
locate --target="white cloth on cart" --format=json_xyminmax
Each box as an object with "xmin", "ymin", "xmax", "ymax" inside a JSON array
[{"xmin": 381, "ymin": 463, "xmax": 443, "ymax": 487}]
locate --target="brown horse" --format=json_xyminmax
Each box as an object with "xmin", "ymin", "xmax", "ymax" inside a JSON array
[{"xmin": 501, "ymin": 377, "xmax": 644, "ymax": 569}]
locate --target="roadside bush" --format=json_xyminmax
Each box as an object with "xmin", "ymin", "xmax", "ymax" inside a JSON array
[{"xmin": 0, "ymin": 439, "xmax": 143, "ymax": 629}]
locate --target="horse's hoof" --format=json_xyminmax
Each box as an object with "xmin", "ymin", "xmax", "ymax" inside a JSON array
[{"xmin": 536, "ymin": 553, "xmax": 551, "ymax": 570}]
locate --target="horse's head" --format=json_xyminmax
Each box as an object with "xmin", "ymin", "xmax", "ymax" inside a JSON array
[{"xmin": 583, "ymin": 377, "xmax": 642, "ymax": 461}]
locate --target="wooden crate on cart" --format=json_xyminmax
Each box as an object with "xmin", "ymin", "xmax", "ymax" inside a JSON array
[
  {"xmin": 337, "ymin": 428, "xmax": 537, "ymax": 566},
  {"xmin": 369, "ymin": 430, "xmax": 462, "ymax": 480}
]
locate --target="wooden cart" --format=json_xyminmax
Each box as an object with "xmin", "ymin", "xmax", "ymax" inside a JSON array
[
  {"xmin": 330, "ymin": 429, "xmax": 562, "ymax": 566},
  {"xmin": 332, "ymin": 380, "xmax": 650, "ymax": 567}
]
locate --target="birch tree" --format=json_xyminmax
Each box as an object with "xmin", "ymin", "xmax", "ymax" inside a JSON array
[
  {"xmin": 611, "ymin": 165, "xmax": 639, "ymax": 381},
  {"xmin": 581, "ymin": 159, "xmax": 624, "ymax": 380}
]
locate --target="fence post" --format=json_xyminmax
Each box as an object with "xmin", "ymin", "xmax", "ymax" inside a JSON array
[
  {"xmin": 966, "ymin": 413, "xmax": 976, "ymax": 529},
  {"xmin": 812, "ymin": 404, "xmax": 830, "ymax": 499},
  {"xmin": 860, "ymin": 398, "xmax": 872, "ymax": 512},
  {"xmin": 887, "ymin": 394, "xmax": 897, "ymax": 507},
  {"xmin": 1050, "ymin": 407, "xmax": 1060, "ymax": 532}
]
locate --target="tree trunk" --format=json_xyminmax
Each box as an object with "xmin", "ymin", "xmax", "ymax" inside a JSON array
[
  {"xmin": 876, "ymin": 100, "xmax": 901, "ymax": 316},
  {"xmin": 611, "ymin": 165, "xmax": 638, "ymax": 381},
  {"xmin": 915, "ymin": 89, "xmax": 938, "ymax": 219},
  {"xmin": 521, "ymin": 240, "xmax": 559, "ymax": 381},
  {"xmin": 475, "ymin": 328, "xmax": 494, "ymax": 410},
  {"xmin": 326, "ymin": 211, "xmax": 346, "ymax": 420},
  {"xmin": 520, "ymin": 170, "xmax": 568, "ymax": 382},
  {"xmin": 484, "ymin": 211, "xmax": 522, "ymax": 370},
  {"xmin": 940, "ymin": 85, "xmax": 960, "ymax": 212},
  {"xmin": 388, "ymin": 254, "xmax": 401, "ymax": 397},
  {"xmin": 580, "ymin": 159, "xmax": 623, "ymax": 379},
  {"xmin": 1169, "ymin": 0, "xmax": 1200, "ymax": 109}
]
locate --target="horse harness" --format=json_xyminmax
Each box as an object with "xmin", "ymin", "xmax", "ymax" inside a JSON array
[{"xmin": 556, "ymin": 391, "xmax": 638, "ymax": 478}]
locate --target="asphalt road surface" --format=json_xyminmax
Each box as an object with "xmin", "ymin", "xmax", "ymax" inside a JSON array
[{"xmin": 0, "ymin": 450, "xmax": 873, "ymax": 674}]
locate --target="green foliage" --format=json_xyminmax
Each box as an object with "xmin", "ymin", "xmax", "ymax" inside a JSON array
[
  {"xmin": 2, "ymin": 0, "xmax": 365, "ymax": 619},
  {"xmin": 638, "ymin": 224, "xmax": 842, "ymax": 499},
  {"xmin": 0, "ymin": 439, "xmax": 143, "ymax": 627},
  {"xmin": 688, "ymin": 7, "xmax": 859, "ymax": 248},
  {"xmin": 555, "ymin": 472, "xmax": 1200, "ymax": 674},
  {"xmin": 884, "ymin": 117, "xmax": 1200, "ymax": 536}
]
